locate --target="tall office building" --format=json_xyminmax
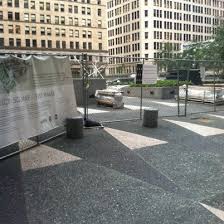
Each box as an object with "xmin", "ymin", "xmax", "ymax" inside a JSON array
[
  {"xmin": 0, "ymin": 0, "xmax": 108, "ymax": 58},
  {"xmin": 107, "ymin": 0, "xmax": 224, "ymax": 75}
]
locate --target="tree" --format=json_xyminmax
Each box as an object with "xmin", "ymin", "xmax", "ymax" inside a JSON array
[{"xmin": 182, "ymin": 25, "xmax": 224, "ymax": 62}]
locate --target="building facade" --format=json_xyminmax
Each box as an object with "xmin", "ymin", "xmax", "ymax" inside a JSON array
[
  {"xmin": 107, "ymin": 0, "xmax": 224, "ymax": 75},
  {"xmin": 0, "ymin": 0, "xmax": 108, "ymax": 57}
]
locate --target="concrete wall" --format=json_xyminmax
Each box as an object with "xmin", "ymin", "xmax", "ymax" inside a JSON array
[
  {"xmin": 73, "ymin": 78, "xmax": 106, "ymax": 106},
  {"xmin": 122, "ymin": 87, "xmax": 177, "ymax": 99}
]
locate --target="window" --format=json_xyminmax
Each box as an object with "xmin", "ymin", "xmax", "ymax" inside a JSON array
[
  {"xmin": 87, "ymin": 19, "xmax": 91, "ymax": 27},
  {"xmin": 41, "ymin": 40, "xmax": 46, "ymax": 48},
  {"xmin": 75, "ymin": 42, "xmax": 79, "ymax": 49},
  {"xmin": 98, "ymin": 9, "xmax": 102, "ymax": 16},
  {"xmin": 98, "ymin": 32, "xmax": 102, "ymax": 39},
  {"xmin": 60, "ymin": 4, "xmax": 64, "ymax": 12},
  {"xmin": 70, "ymin": 41, "xmax": 74, "ymax": 49},
  {"xmin": 145, "ymin": 10, "xmax": 148, "ymax": 17},
  {"xmin": 62, "ymin": 41, "xmax": 66, "ymax": 48},
  {"xmin": 15, "ymin": 25, "xmax": 20, "ymax": 34},
  {"xmin": 8, "ymin": 12, "xmax": 13, "ymax": 20},
  {"xmin": 32, "ymin": 39, "xmax": 37, "ymax": 47},
  {"xmin": 56, "ymin": 41, "xmax": 60, "ymax": 48},
  {"xmin": 145, "ymin": 32, "xmax": 148, "ymax": 39},
  {"xmin": 82, "ymin": 7, "xmax": 86, "ymax": 15},
  {"xmin": 30, "ymin": 1, "xmax": 35, "ymax": 9},
  {"xmin": 69, "ymin": 17, "xmax": 73, "ymax": 25},
  {"xmin": 145, "ymin": 43, "xmax": 148, "ymax": 50},
  {"xmin": 31, "ymin": 27, "xmax": 36, "ymax": 35},
  {"xmin": 46, "ymin": 3, "xmax": 50, "ymax": 10},
  {"xmin": 74, "ymin": 18, "xmax": 78, "ymax": 26},
  {"xmin": 61, "ymin": 29, "xmax": 66, "ymax": 37},
  {"xmin": 24, "ymin": 0, "xmax": 28, "ymax": 8},
  {"xmin": 87, "ymin": 8, "xmax": 91, "ymax": 15},
  {"xmin": 15, "ymin": 12, "xmax": 20, "ymax": 21},
  {"xmin": 98, "ymin": 20, "xmax": 102, "ymax": 27},
  {"xmin": 55, "ymin": 16, "xmax": 59, "ymax": 24},
  {"xmin": 24, "ymin": 13, "xmax": 29, "ymax": 21},
  {"xmin": 88, "ymin": 31, "xmax": 92, "ymax": 38},
  {"xmin": 31, "ymin": 14, "xmax": 36, "ymax": 22},
  {"xmin": 83, "ymin": 42, "xmax": 87, "ymax": 49},
  {"xmin": 69, "ymin": 29, "xmax": 73, "ymax": 37},
  {"xmin": 40, "ymin": 27, "xmax": 45, "ymax": 35},
  {"xmin": 26, "ymin": 39, "xmax": 30, "ymax": 47},
  {"xmin": 39, "ymin": 2, "xmax": 44, "ymax": 10},
  {"xmin": 46, "ymin": 15, "xmax": 51, "ymax": 23},
  {"xmin": 14, "ymin": 0, "xmax": 19, "ymax": 7},
  {"xmin": 0, "ymin": 24, "xmax": 3, "ymax": 33},
  {"xmin": 74, "ymin": 6, "xmax": 78, "ymax": 13},
  {"xmin": 69, "ymin": 5, "xmax": 72, "ymax": 13},
  {"xmin": 61, "ymin": 17, "xmax": 65, "ymax": 25},
  {"xmin": 54, "ymin": 3, "xmax": 59, "ymax": 11},
  {"xmin": 40, "ymin": 15, "xmax": 45, "ymax": 23},
  {"xmin": 82, "ymin": 19, "xmax": 86, "ymax": 26},
  {"xmin": 55, "ymin": 28, "xmax": 60, "ymax": 36},
  {"xmin": 0, "ymin": 38, "xmax": 4, "ymax": 47},
  {"xmin": 75, "ymin": 30, "xmax": 79, "ymax": 37},
  {"xmin": 8, "ymin": 25, "xmax": 13, "ymax": 34},
  {"xmin": 48, "ymin": 40, "xmax": 52, "ymax": 48},
  {"xmin": 25, "ymin": 26, "xmax": 30, "ymax": 34},
  {"xmin": 99, "ymin": 43, "xmax": 102, "ymax": 50},
  {"xmin": 9, "ymin": 38, "xmax": 14, "ymax": 47},
  {"xmin": 8, "ymin": 0, "xmax": 12, "ymax": 7},
  {"xmin": 0, "ymin": 11, "xmax": 3, "ymax": 20},
  {"xmin": 82, "ymin": 31, "xmax": 86, "ymax": 38},
  {"xmin": 16, "ymin": 38, "xmax": 21, "ymax": 47},
  {"xmin": 47, "ymin": 28, "xmax": 51, "ymax": 36}
]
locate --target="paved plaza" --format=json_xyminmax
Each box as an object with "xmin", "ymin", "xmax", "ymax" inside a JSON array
[
  {"xmin": 78, "ymin": 96, "xmax": 224, "ymax": 122},
  {"xmin": 1, "ymin": 106, "xmax": 224, "ymax": 223}
]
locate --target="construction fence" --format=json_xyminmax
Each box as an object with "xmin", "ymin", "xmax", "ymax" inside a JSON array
[{"xmin": 1, "ymin": 53, "xmax": 224, "ymax": 159}]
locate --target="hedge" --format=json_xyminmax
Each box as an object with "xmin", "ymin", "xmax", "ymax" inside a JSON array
[{"xmin": 129, "ymin": 80, "xmax": 191, "ymax": 88}]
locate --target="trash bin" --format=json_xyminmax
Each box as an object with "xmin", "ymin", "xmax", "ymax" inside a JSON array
[
  {"xmin": 143, "ymin": 108, "xmax": 158, "ymax": 128},
  {"xmin": 66, "ymin": 117, "xmax": 83, "ymax": 139}
]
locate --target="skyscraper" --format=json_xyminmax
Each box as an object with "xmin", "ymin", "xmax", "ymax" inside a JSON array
[{"xmin": 107, "ymin": 0, "xmax": 224, "ymax": 75}]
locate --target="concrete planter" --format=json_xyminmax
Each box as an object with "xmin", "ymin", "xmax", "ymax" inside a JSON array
[{"xmin": 122, "ymin": 86, "xmax": 177, "ymax": 99}]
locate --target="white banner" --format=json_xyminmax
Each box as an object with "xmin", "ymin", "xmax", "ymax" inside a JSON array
[
  {"xmin": 0, "ymin": 56, "xmax": 78, "ymax": 148},
  {"xmin": 142, "ymin": 64, "xmax": 158, "ymax": 84}
]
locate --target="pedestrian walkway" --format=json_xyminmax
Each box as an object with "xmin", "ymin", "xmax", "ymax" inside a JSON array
[{"xmin": 1, "ymin": 113, "xmax": 224, "ymax": 223}]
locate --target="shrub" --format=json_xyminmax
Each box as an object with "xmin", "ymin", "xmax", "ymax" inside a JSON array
[{"xmin": 129, "ymin": 80, "xmax": 191, "ymax": 88}]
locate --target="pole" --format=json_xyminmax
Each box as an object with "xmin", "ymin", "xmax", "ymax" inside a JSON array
[
  {"xmin": 213, "ymin": 69, "xmax": 217, "ymax": 112},
  {"xmin": 184, "ymin": 68, "xmax": 190, "ymax": 117},
  {"xmin": 140, "ymin": 58, "xmax": 145, "ymax": 120},
  {"xmin": 177, "ymin": 69, "xmax": 180, "ymax": 116},
  {"xmin": 81, "ymin": 53, "xmax": 87, "ymax": 121}
]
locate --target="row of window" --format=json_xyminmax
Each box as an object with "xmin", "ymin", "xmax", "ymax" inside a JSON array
[
  {"xmin": 108, "ymin": 22, "xmax": 215, "ymax": 39},
  {"xmin": 153, "ymin": 0, "xmax": 223, "ymax": 8},
  {"xmin": 0, "ymin": 11, "xmax": 103, "ymax": 28},
  {"xmin": 0, "ymin": 24, "xmax": 103, "ymax": 39},
  {"xmin": 152, "ymin": 20, "xmax": 220, "ymax": 30},
  {"xmin": 1, "ymin": 0, "xmax": 102, "ymax": 9},
  {"xmin": 0, "ymin": 37, "xmax": 103, "ymax": 50}
]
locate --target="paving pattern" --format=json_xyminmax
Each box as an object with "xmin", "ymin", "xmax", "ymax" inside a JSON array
[
  {"xmin": 78, "ymin": 96, "xmax": 224, "ymax": 122},
  {"xmin": 1, "ymin": 110, "xmax": 224, "ymax": 223}
]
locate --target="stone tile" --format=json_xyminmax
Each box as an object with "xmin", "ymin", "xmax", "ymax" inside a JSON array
[{"xmin": 20, "ymin": 145, "xmax": 81, "ymax": 171}]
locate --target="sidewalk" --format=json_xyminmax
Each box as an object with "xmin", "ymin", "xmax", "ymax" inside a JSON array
[{"xmin": 1, "ymin": 113, "xmax": 224, "ymax": 223}]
